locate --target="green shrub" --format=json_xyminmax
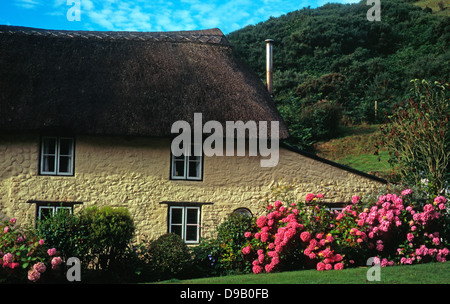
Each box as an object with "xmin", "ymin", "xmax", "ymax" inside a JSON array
[
  {"xmin": 80, "ymin": 206, "xmax": 135, "ymax": 270},
  {"xmin": 36, "ymin": 207, "xmax": 90, "ymax": 262},
  {"xmin": 145, "ymin": 233, "xmax": 191, "ymax": 281},
  {"xmin": 192, "ymin": 213, "xmax": 254, "ymax": 276},
  {"xmin": 300, "ymin": 99, "xmax": 342, "ymax": 140}
]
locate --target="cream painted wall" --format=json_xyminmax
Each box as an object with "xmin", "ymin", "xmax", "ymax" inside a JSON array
[{"xmin": 0, "ymin": 132, "xmax": 384, "ymax": 241}]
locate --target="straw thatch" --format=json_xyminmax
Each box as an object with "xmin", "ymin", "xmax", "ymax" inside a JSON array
[{"xmin": 0, "ymin": 25, "xmax": 288, "ymax": 139}]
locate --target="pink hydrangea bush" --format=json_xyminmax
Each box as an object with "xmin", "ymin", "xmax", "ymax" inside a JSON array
[
  {"xmin": 242, "ymin": 190, "xmax": 449, "ymax": 274},
  {"xmin": 0, "ymin": 218, "xmax": 63, "ymax": 283}
]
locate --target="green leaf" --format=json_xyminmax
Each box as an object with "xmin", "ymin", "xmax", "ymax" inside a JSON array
[{"xmin": 22, "ymin": 262, "xmax": 29, "ymax": 269}]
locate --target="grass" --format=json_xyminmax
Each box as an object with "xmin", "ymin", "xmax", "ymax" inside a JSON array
[
  {"xmin": 414, "ymin": 0, "xmax": 449, "ymax": 16},
  {"xmin": 314, "ymin": 124, "xmax": 391, "ymax": 179},
  {"xmin": 156, "ymin": 262, "xmax": 450, "ymax": 284}
]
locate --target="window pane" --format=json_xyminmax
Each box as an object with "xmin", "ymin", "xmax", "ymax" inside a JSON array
[
  {"xmin": 59, "ymin": 138, "xmax": 73, "ymax": 156},
  {"xmin": 185, "ymin": 225, "xmax": 198, "ymax": 242},
  {"xmin": 56, "ymin": 207, "xmax": 72, "ymax": 215},
  {"xmin": 170, "ymin": 225, "xmax": 183, "ymax": 238},
  {"xmin": 39, "ymin": 207, "xmax": 54, "ymax": 220},
  {"xmin": 186, "ymin": 208, "xmax": 198, "ymax": 225},
  {"xmin": 188, "ymin": 160, "xmax": 201, "ymax": 178},
  {"xmin": 171, "ymin": 208, "xmax": 183, "ymax": 224},
  {"xmin": 173, "ymin": 160, "xmax": 186, "ymax": 178},
  {"xmin": 42, "ymin": 138, "xmax": 56, "ymax": 155},
  {"xmin": 42, "ymin": 155, "xmax": 56, "ymax": 173},
  {"xmin": 58, "ymin": 156, "xmax": 72, "ymax": 174}
]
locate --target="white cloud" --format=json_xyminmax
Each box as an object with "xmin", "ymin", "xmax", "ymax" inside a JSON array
[
  {"xmin": 35, "ymin": 0, "xmax": 367, "ymax": 33},
  {"xmin": 14, "ymin": 0, "xmax": 42, "ymax": 9}
]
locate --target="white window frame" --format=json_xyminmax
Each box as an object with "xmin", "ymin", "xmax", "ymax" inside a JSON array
[
  {"xmin": 170, "ymin": 142, "xmax": 202, "ymax": 181},
  {"xmin": 169, "ymin": 206, "xmax": 200, "ymax": 244},
  {"xmin": 40, "ymin": 136, "xmax": 74, "ymax": 176},
  {"xmin": 38, "ymin": 205, "xmax": 72, "ymax": 220}
]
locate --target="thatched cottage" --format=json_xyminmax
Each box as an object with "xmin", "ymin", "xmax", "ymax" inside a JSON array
[{"xmin": 0, "ymin": 25, "xmax": 386, "ymax": 243}]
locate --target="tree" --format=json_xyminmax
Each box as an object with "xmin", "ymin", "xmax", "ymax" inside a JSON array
[{"xmin": 380, "ymin": 79, "xmax": 450, "ymax": 195}]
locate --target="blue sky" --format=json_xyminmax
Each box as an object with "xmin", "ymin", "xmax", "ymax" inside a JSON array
[{"xmin": 0, "ymin": 0, "xmax": 360, "ymax": 34}]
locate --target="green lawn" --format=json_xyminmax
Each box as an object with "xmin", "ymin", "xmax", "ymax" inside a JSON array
[
  {"xmin": 157, "ymin": 262, "xmax": 450, "ymax": 284},
  {"xmin": 314, "ymin": 124, "xmax": 391, "ymax": 179}
]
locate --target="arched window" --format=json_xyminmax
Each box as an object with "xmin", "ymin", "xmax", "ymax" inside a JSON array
[{"xmin": 232, "ymin": 208, "xmax": 253, "ymax": 218}]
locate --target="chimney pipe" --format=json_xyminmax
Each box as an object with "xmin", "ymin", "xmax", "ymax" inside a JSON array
[{"xmin": 265, "ymin": 39, "xmax": 274, "ymax": 96}]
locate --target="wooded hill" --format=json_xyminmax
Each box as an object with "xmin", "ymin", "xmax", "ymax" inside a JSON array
[{"xmin": 226, "ymin": 0, "xmax": 449, "ymax": 150}]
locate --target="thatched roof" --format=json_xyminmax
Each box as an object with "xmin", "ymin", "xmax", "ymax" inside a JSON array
[{"xmin": 0, "ymin": 25, "xmax": 288, "ymax": 139}]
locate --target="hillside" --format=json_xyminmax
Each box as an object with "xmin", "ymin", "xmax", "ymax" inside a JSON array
[
  {"xmin": 226, "ymin": 0, "xmax": 450, "ymax": 151},
  {"xmin": 415, "ymin": 0, "xmax": 450, "ymax": 16},
  {"xmin": 314, "ymin": 124, "xmax": 391, "ymax": 180}
]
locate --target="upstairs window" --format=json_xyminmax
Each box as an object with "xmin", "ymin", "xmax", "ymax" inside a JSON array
[
  {"xmin": 40, "ymin": 137, "xmax": 74, "ymax": 176},
  {"xmin": 171, "ymin": 142, "xmax": 202, "ymax": 181}
]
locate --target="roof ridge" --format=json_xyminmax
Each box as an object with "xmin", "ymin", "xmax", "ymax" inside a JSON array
[{"xmin": 0, "ymin": 25, "xmax": 229, "ymax": 45}]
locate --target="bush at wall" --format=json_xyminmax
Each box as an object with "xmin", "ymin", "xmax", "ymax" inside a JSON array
[
  {"xmin": 192, "ymin": 213, "xmax": 254, "ymax": 276},
  {"xmin": 1, "ymin": 218, "xmax": 64, "ymax": 283},
  {"xmin": 80, "ymin": 206, "xmax": 135, "ymax": 270},
  {"xmin": 242, "ymin": 189, "xmax": 449, "ymax": 273},
  {"xmin": 36, "ymin": 208, "xmax": 90, "ymax": 262},
  {"xmin": 144, "ymin": 233, "xmax": 191, "ymax": 281}
]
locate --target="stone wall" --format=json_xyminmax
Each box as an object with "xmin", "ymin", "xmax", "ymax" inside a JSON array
[{"xmin": 0, "ymin": 132, "xmax": 385, "ymax": 241}]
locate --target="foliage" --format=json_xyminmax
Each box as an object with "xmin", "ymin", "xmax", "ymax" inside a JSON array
[
  {"xmin": 35, "ymin": 205, "xmax": 135, "ymax": 281},
  {"xmin": 36, "ymin": 207, "xmax": 90, "ymax": 262},
  {"xmin": 144, "ymin": 233, "xmax": 192, "ymax": 281},
  {"xmin": 380, "ymin": 79, "xmax": 450, "ymax": 194},
  {"xmin": 227, "ymin": 0, "xmax": 450, "ymax": 149},
  {"xmin": 192, "ymin": 213, "xmax": 254, "ymax": 276},
  {"xmin": 242, "ymin": 189, "xmax": 449, "ymax": 273},
  {"xmin": 0, "ymin": 218, "xmax": 64, "ymax": 283}
]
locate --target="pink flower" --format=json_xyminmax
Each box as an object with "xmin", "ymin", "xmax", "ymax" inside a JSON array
[
  {"xmin": 316, "ymin": 193, "xmax": 324, "ymax": 199},
  {"xmin": 407, "ymin": 233, "xmax": 414, "ymax": 242},
  {"xmin": 33, "ymin": 262, "xmax": 46, "ymax": 273},
  {"xmin": 401, "ymin": 189, "xmax": 412, "ymax": 196},
  {"xmin": 334, "ymin": 263, "xmax": 344, "ymax": 270},
  {"xmin": 256, "ymin": 216, "xmax": 267, "ymax": 228},
  {"xmin": 352, "ymin": 196, "xmax": 360, "ymax": 204},
  {"xmin": 434, "ymin": 196, "xmax": 447, "ymax": 204},
  {"xmin": 274, "ymin": 201, "xmax": 282, "ymax": 209},
  {"xmin": 258, "ymin": 254, "xmax": 265, "ymax": 264},
  {"xmin": 28, "ymin": 268, "xmax": 40, "ymax": 282},
  {"xmin": 3, "ymin": 253, "xmax": 13, "ymax": 264},
  {"xmin": 334, "ymin": 254, "xmax": 343, "ymax": 262},
  {"xmin": 260, "ymin": 232, "xmax": 269, "ymax": 243},
  {"xmin": 51, "ymin": 257, "xmax": 62, "ymax": 269},
  {"xmin": 252, "ymin": 265, "xmax": 262, "ymax": 274},
  {"xmin": 305, "ymin": 193, "xmax": 315, "ymax": 202},
  {"xmin": 39, "ymin": 239, "xmax": 45, "ymax": 246},
  {"xmin": 325, "ymin": 263, "xmax": 333, "ymax": 270},
  {"xmin": 316, "ymin": 262, "xmax": 325, "ymax": 271},
  {"xmin": 300, "ymin": 231, "xmax": 311, "ymax": 242},
  {"xmin": 242, "ymin": 246, "xmax": 251, "ymax": 255},
  {"xmin": 265, "ymin": 264, "xmax": 274, "ymax": 273},
  {"xmin": 9, "ymin": 218, "xmax": 16, "ymax": 225},
  {"xmin": 439, "ymin": 203, "xmax": 446, "ymax": 210},
  {"xmin": 10, "ymin": 262, "xmax": 19, "ymax": 269},
  {"xmin": 244, "ymin": 232, "xmax": 252, "ymax": 238},
  {"xmin": 47, "ymin": 248, "xmax": 57, "ymax": 256},
  {"xmin": 3, "ymin": 226, "xmax": 9, "ymax": 233}
]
